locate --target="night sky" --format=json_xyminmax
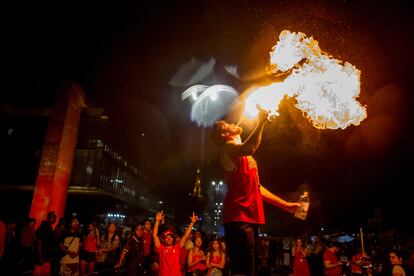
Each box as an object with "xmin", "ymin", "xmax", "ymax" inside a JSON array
[{"xmin": 3, "ymin": 0, "xmax": 414, "ymax": 235}]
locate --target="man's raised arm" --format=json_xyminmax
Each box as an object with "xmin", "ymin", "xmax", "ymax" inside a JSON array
[
  {"xmin": 179, "ymin": 212, "xmax": 198, "ymax": 248},
  {"xmin": 152, "ymin": 211, "xmax": 164, "ymax": 249}
]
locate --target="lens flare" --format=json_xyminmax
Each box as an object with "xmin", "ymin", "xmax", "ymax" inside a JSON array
[{"xmin": 190, "ymin": 85, "xmax": 238, "ymax": 127}]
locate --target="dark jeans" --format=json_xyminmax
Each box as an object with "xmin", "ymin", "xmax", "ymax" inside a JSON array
[{"xmin": 224, "ymin": 222, "xmax": 259, "ymax": 276}]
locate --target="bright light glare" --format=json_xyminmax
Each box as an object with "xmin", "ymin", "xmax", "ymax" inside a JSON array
[
  {"xmin": 190, "ymin": 85, "xmax": 238, "ymax": 127},
  {"xmin": 210, "ymin": 91, "xmax": 218, "ymax": 101},
  {"xmin": 191, "ymin": 91, "xmax": 198, "ymax": 101},
  {"xmin": 181, "ymin": 85, "xmax": 209, "ymax": 101}
]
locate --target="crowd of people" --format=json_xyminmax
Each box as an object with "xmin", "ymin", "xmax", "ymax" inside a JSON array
[
  {"xmin": 0, "ymin": 210, "xmax": 233, "ymax": 276},
  {"xmin": 287, "ymin": 235, "xmax": 414, "ymax": 276},
  {"xmin": 1, "ymin": 209, "xmax": 414, "ymax": 276}
]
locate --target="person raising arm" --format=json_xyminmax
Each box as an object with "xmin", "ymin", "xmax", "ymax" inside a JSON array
[
  {"xmin": 153, "ymin": 211, "xmax": 198, "ymax": 276},
  {"xmin": 209, "ymin": 109, "xmax": 300, "ymax": 275}
]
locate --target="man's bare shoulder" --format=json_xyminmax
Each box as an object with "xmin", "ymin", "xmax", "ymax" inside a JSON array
[
  {"xmin": 221, "ymin": 140, "xmax": 237, "ymax": 153},
  {"xmin": 222, "ymin": 139, "xmax": 248, "ymax": 158}
]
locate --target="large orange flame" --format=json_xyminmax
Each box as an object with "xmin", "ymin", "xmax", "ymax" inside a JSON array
[{"xmin": 245, "ymin": 30, "xmax": 367, "ymax": 129}]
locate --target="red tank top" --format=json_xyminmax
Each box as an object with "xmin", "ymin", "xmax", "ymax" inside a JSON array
[
  {"xmin": 82, "ymin": 234, "xmax": 98, "ymax": 252},
  {"xmin": 188, "ymin": 250, "xmax": 207, "ymax": 272},
  {"xmin": 223, "ymin": 155, "xmax": 265, "ymax": 224},
  {"xmin": 210, "ymin": 253, "xmax": 221, "ymax": 265}
]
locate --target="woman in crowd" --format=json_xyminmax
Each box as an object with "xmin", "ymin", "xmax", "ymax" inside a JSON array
[
  {"xmin": 206, "ymin": 238, "xmax": 225, "ymax": 276},
  {"xmin": 96, "ymin": 222, "xmax": 120, "ymax": 274},
  {"xmin": 219, "ymin": 239, "xmax": 229, "ymax": 276},
  {"xmin": 292, "ymin": 238, "xmax": 310, "ymax": 276},
  {"xmin": 389, "ymin": 249, "xmax": 407, "ymax": 276},
  {"xmin": 79, "ymin": 222, "xmax": 100, "ymax": 275},
  {"xmin": 187, "ymin": 236, "xmax": 207, "ymax": 275}
]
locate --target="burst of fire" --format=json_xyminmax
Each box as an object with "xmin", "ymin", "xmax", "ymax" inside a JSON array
[
  {"xmin": 244, "ymin": 82, "xmax": 293, "ymax": 117},
  {"xmin": 245, "ymin": 30, "xmax": 367, "ymax": 129}
]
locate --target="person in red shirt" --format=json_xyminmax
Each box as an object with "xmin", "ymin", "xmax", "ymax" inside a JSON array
[
  {"xmin": 209, "ymin": 110, "xmax": 300, "ymax": 275},
  {"xmin": 187, "ymin": 236, "xmax": 207, "ymax": 275},
  {"xmin": 80, "ymin": 222, "xmax": 100, "ymax": 275},
  {"xmin": 141, "ymin": 218, "xmax": 156, "ymax": 274},
  {"xmin": 153, "ymin": 210, "xmax": 198, "ymax": 276},
  {"xmin": 292, "ymin": 238, "xmax": 310, "ymax": 276},
  {"xmin": 142, "ymin": 219, "xmax": 153, "ymax": 257},
  {"xmin": 323, "ymin": 241, "xmax": 343, "ymax": 276}
]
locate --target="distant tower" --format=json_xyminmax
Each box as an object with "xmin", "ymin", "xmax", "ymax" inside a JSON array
[{"xmin": 192, "ymin": 167, "xmax": 204, "ymax": 200}]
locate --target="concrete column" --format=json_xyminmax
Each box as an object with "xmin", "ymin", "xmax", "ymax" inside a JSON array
[{"xmin": 29, "ymin": 81, "xmax": 85, "ymax": 227}]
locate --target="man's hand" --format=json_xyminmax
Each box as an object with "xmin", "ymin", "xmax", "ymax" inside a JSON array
[
  {"xmin": 283, "ymin": 202, "xmax": 301, "ymax": 214},
  {"xmin": 155, "ymin": 211, "xmax": 164, "ymax": 222},
  {"xmin": 189, "ymin": 212, "xmax": 198, "ymax": 224},
  {"xmin": 257, "ymin": 108, "xmax": 271, "ymax": 125}
]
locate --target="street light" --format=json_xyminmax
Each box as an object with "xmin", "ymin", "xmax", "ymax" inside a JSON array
[{"xmin": 211, "ymin": 180, "xmax": 225, "ymax": 234}]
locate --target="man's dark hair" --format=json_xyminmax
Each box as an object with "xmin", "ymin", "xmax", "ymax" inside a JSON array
[
  {"xmin": 209, "ymin": 120, "xmax": 228, "ymax": 148},
  {"xmin": 141, "ymin": 218, "xmax": 152, "ymax": 225}
]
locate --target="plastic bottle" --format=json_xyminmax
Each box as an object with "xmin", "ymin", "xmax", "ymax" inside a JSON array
[{"xmin": 294, "ymin": 191, "xmax": 310, "ymax": 220}]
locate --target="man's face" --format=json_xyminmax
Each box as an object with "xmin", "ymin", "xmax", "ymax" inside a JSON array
[
  {"xmin": 135, "ymin": 226, "xmax": 143, "ymax": 237},
  {"xmin": 71, "ymin": 219, "xmax": 79, "ymax": 230},
  {"xmin": 144, "ymin": 221, "xmax": 152, "ymax": 231},
  {"xmin": 88, "ymin": 224, "xmax": 95, "ymax": 232},
  {"xmin": 164, "ymin": 235, "xmax": 174, "ymax": 246},
  {"xmin": 330, "ymin": 246, "xmax": 339, "ymax": 253},
  {"xmin": 219, "ymin": 122, "xmax": 242, "ymax": 137}
]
